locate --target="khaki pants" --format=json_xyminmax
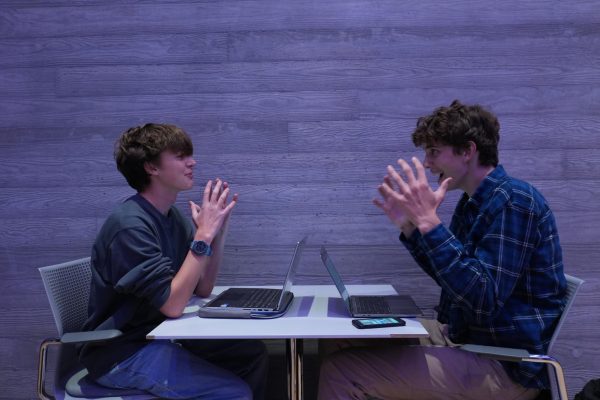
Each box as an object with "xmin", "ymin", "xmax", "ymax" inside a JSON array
[{"xmin": 317, "ymin": 319, "xmax": 540, "ymax": 400}]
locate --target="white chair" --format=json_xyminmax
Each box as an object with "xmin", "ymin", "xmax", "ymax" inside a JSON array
[
  {"xmin": 37, "ymin": 257, "xmax": 156, "ymax": 400},
  {"xmin": 461, "ymin": 274, "xmax": 584, "ymax": 400}
]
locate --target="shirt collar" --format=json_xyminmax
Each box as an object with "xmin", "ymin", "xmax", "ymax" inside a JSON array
[
  {"xmin": 465, "ymin": 164, "xmax": 508, "ymax": 208},
  {"xmin": 130, "ymin": 193, "xmax": 172, "ymax": 222}
]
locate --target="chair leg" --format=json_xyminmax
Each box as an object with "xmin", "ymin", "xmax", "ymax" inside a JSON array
[
  {"xmin": 525, "ymin": 355, "xmax": 568, "ymax": 400},
  {"xmin": 38, "ymin": 339, "xmax": 59, "ymax": 400},
  {"xmin": 547, "ymin": 360, "xmax": 568, "ymax": 400}
]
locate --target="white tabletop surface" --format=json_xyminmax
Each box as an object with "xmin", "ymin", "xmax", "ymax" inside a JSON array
[{"xmin": 147, "ymin": 285, "xmax": 428, "ymax": 340}]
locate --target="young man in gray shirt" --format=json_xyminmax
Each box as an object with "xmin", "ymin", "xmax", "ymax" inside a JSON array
[{"xmin": 80, "ymin": 123, "xmax": 268, "ymax": 399}]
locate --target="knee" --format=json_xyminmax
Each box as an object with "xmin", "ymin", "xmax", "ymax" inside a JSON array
[
  {"xmin": 252, "ymin": 339, "xmax": 268, "ymax": 357},
  {"xmin": 247, "ymin": 339, "xmax": 269, "ymax": 368}
]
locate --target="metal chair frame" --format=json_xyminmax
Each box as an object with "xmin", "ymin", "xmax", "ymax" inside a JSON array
[
  {"xmin": 37, "ymin": 257, "xmax": 136, "ymax": 400},
  {"xmin": 462, "ymin": 274, "xmax": 584, "ymax": 400}
]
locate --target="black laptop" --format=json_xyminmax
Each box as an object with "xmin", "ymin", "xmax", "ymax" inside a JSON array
[
  {"xmin": 198, "ymin": 236, "xmax": 307, "ymax": 319},
  {"xmin": 320, "ymin": 246, "xmax": 422, "ymax": 318}
]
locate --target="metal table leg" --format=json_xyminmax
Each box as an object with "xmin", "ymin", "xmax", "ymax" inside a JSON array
[{"xmin": 286, "ymin": 338, "xmax": 304, "ymax": 400}]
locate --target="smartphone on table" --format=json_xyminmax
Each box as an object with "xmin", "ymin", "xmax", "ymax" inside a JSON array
[{"xmin": 351, "ymin": 317, "xmax": 406, "ymax": 329}]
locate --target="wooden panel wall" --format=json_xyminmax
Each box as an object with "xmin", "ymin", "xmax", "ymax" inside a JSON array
[{"xmin": 1, "ymin": 1, "xmax": 599, "ymax": 398}]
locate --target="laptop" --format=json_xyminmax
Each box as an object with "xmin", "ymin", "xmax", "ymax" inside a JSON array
[
  {"xmin": 198, "ymin": 236, "xmax": 307, "ymax": 319},
  {"xmin": 320, "ymin": 246, "xmax": 422, "ymax": 318}
]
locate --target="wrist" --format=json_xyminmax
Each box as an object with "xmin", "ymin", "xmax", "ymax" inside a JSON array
[
  {"xmin": 190, "ymin": 239, "xmax": 213, "ymax": 256},
  {"xmin": 417, "ymin": 216, "xmax": 441, "ymax": 235},
  {"xmin": 400, "ymin": 221, "xmax": 416, "ymax": 236},
  {"xmin": 193, "ymin": 230, "xmax": 213, "ymax": 244}
]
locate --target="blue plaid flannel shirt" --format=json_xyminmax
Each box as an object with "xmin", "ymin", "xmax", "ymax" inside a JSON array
[{"xmin": 401, "ymin": 165, "xmax": 567, "ymax": 389}]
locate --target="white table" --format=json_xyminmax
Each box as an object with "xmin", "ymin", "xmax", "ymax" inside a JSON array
[{"xmin": 147, "ymin": 284, "xmax": 428, "ymax": 400}]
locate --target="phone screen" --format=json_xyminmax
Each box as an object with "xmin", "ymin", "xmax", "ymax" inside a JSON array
[{"xmin": 352, "ymin": 317, "xmax": 405, "ymax": 329}]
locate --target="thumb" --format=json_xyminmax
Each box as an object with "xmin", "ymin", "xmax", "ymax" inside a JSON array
[{"xmin": 435, "ymin": 177, "xmax": 452, "ymax": 204}]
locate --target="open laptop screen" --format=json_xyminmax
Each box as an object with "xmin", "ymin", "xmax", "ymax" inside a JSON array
[
  {"xmin": 274, "ymin": 235, "xmax": 307, "ymax": 309},
  {"xmin": 320, "ymin": 246, "xmax": 350, "ymax": 305}
]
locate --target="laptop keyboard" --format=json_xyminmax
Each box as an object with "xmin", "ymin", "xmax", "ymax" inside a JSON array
[
  {"xmin": 241, "ymin": 289, "xmax": 282, "ymax": 309},
  {"xmin": 352, "ymin": 296, "xmax": 392, "ymax": 314}
]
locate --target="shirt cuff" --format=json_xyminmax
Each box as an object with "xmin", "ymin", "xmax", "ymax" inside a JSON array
[
  {"xmin": 417, "ymin": 223, "xmax": 454, "ymax": 254},
  {"xmin": 399, "ymin": 228, "xmax": 422, "ymax": 247}
]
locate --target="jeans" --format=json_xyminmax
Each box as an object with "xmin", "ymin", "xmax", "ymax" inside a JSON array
[{"xmin": 95, "ymin": 339, "xmax": 268, "ymax": 400}]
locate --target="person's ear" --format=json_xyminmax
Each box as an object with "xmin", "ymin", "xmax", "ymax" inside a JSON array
[
  {"xmin": 144, "ymin": 161, "xmax": 159, "ymax": 176},
  {"xmin": 463, "ymin": 141, "xmax": 477, "ymax": 161}
]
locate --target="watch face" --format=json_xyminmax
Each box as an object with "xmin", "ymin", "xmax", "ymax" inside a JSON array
[
  {"xmin": 195, "ymin": 241, "xmax": 206, "ymax": 251},
  {"xmin": 191, "ymin": 240, "xmax": 211, "ymax": 255}
]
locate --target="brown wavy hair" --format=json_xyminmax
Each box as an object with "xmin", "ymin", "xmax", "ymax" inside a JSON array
[
  {"xmin": 412, "ymin": 100, "xmax": 500, "ymax": 167},
  {"xmin": 114, "ymin": 123, "xmax": 193, "ymax": 192}
]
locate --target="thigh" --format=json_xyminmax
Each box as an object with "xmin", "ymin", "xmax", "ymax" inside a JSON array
[
  {"xmin": 318, "ymin": 344, "xmax": 538, "ymax": 400},
  {"xmin": 318, "ymin": 337, "xmax": 418, "ymax": 361},
  {"xmin": 178, "ymin": 339, "xmax": 266, "ymax": 363},
  {"xmin": 178, "ymin": 339, "xmax": 269, "ymax": 400},
  {"xmin": 178, "ymin": 339, "xmax": 268, "ymax": 375},
  {"xmin": 96, "ymin": 340, "xmax": 252, "ymax": 400}
]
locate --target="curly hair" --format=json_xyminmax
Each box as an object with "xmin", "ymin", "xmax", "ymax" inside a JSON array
[
  {"xmin": 114, "ymin": 123, "xmax": 193, "ymax": 192},
  {"xmin": 412, "ymin": 100, "xmax": 500, "ymax": 167}
]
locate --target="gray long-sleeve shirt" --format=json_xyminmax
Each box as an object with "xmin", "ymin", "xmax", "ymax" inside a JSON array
[{"xmin": 80, "ymin": 194, "xmax": 193, "ymax": 379}]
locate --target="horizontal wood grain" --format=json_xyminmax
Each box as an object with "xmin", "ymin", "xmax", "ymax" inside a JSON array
[
  {"xmin": 0, "ymin": 67, "xmax": 56, "ymax": 96},
  {"xmin": 0, "ymin": 91, "xmax": 358, "ymax": 129},
  {"xmin": 228, "ymin": 25, "xmax": 600, "ymax": 62},
  {"xmin": 2, "ymin": 1, "xmax": 599, "ymax": 37},
  {"xmin": 55, "ymin": 56, "xmax": 600, "ymax": 96},
  {"xmin": 0, "ymin": 33, "xmax": 228, "ymax": 68},
  {"xmin": 356, "ymin": 87, "xmax": 600, "ymax": 118}
]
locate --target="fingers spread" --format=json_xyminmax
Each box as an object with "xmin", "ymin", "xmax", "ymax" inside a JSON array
[
  {"xmin": 387, "ymin": 165, "xmax": 408, "ymax": 193},
  {"xmin": 412, "ymin": 157, "xmax": 427, "ymax": 183},
  {"xmin": 436, "ymin": 176, "xmax": 453, "ymax": 198},
  {"xmin": 202, "ymin": 180, "xmax": 212, "ymax": 205},
  {"xmin": 397, "ymin": 158, "xmax": 416, "ymax": 184},
  {"xmin": 218, "ymin": 187, "xmax": 230, "ymax": 207},
  {"xmin": 211, "ymin": 178, "xmax": 223, "ymax": 202},
  {"xmin": 378, "ymin": 181, "xmax": 396, "ymax": 198},
  {"xmin": 383, "ymin": 175, "xmax": 395, "ymax": 191},
  {"xmin": 223, "ymin": 197, "xmax": 238, "ymax": 214}
]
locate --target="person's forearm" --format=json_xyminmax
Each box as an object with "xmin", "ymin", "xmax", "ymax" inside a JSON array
[
  {"xmin": 160, "ymin": 251, "xmax": 212, "ymax": 318},
  {"xmin": 194, "ymin": 226, "xmax": 228, "ymax": 296}
]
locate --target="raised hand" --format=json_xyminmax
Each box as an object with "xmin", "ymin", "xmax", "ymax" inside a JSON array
[
  {"xmin": 374, "ymin": 175, "xmax": 415, "ymax": 234},
  {"xmin": 376, "ymin": 157, "xmax": 451, "ymax": 234},
  {"xmin": 189, "ymin": 178, "xmax": 238, "ymax": 242}
]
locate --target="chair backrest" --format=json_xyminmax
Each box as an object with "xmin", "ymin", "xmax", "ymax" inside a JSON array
[
  {"xmin": 39, "ymin": 257, "xmax": 92, "ymax": 336},
  {"xmin": 547, "ymin": 273, "xmax": 584, "ymax": 354}
]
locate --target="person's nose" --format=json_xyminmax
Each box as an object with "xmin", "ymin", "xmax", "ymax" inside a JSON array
[
  {"xmin": 423, "ymin": 155, "xmax": 432, "ymax": 169},
  {"xmin": 187, "ymin": 157, "xmax": 196, "ymax": 168}
]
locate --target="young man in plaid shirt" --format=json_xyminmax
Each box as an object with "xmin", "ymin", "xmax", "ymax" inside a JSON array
[{"xmin": 318, "ymin": 100, "xmax": 567, "ymax": 400}]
